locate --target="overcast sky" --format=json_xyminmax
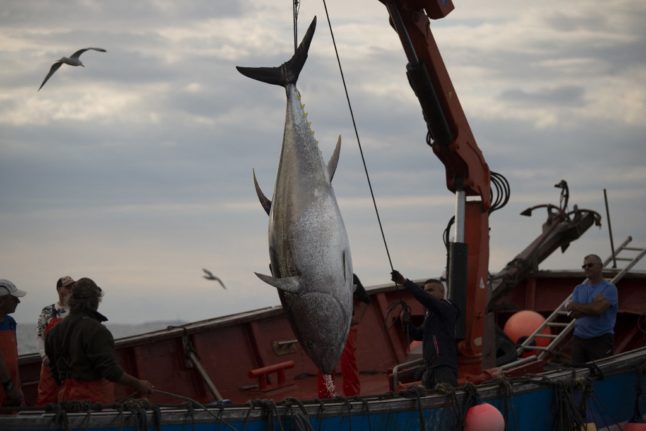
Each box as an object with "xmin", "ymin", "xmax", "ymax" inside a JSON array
[{"xmin": 1, "ymin": 0, "xmax": 644, "ymax": 325}]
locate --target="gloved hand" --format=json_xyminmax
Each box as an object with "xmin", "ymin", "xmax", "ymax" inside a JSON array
[
  {"xmin": 391, "ymin": 270, "xmax": 405, "ymax": 285},
  {"xmin": 3, "ymin": 380, "xmax": 24, "ymax": 407}
]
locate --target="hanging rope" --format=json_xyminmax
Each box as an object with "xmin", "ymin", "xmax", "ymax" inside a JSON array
[
  {"xmin": 320, "ymin": 0, "xmax": 394, "ymax": 271},
  {"xmin": 283, "ymin": 397, "xmax": 315, "ymax": 431},
  {"xmin": 149, "ymin": 388, "xmax": 240, "ymax": 431}
]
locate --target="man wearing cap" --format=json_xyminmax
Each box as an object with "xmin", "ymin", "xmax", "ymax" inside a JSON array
[
  {"xmin": 0, "ymin": 279, "xmax": 27, "ymax": 407},
  {"xmin": 46, "ymin": 277, "xmax": 153, "ymax": 404},
  {"xmin": 35, "ymin": 275, "xmax": 75, "ymax": 405}
]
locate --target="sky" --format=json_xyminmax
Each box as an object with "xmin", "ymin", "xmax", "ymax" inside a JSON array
[{"xmin": 1, "ymin": 0, "xmax": 645, "ymax": 325}]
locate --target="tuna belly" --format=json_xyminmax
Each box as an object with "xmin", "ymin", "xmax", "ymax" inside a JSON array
[{"xmin": 287, "ymin": 291, "xmax": 351, "ymax": 374}]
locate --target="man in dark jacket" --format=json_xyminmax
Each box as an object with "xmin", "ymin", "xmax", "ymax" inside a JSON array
[
  {"xmin": 46, "ymin": 277, "xmax": 153, "ymax": 404},
  {"xmin": 391, "ymin": 270, "xmax": 459, "ymax": 388}
]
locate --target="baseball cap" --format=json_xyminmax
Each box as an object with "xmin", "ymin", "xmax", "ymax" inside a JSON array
[
  {"xmin": 57, "ymin": 275, "xmax": 76, "ymax": 289},
  {"xmin": 0, "ymin": 279, "xmax": 27, "ymax": 298}
]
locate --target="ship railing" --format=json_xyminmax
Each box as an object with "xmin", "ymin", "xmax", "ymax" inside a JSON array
[{"xmin": 389, "ymin": 357, "xmax": 424, "ymax": 391}]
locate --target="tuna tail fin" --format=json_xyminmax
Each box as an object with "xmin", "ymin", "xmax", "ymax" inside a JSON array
[{"xmin": 236, "ymin": 16, "xmax": 317, "ymax": 87}]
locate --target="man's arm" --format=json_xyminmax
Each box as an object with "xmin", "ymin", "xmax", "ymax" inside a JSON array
[
  {"xmin": 566, "ymin": 294, "xmax": 611, "ymax": 317},
  {"xmin": 36, "ymin": 308, "xmax": 48, "ymax": 359},
  {"xmin": 117, "ymin": 372, "xmax": 154, "ymax": 396},
  {"xmin": 403, "ymin": 278, "xmax": 456, "ymax": 319},
  {"xmin": 88, "ymin": 325, "xmax": 154, "ymax": 396},
  {"xmin": 0, "ymin": 353, "xmax": 23, "ymax": 406}
]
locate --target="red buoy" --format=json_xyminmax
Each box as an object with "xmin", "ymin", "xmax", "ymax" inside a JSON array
[
  {"xmin": 624, "ymin": 423, "xmax": 646, "ymax": 430},
  {"xmin": 464, "ymin": 403, "xmax": 505, "ymax": 431},
  {"xmin": 504, "ymin": 310, "xmax": 551, "ymax": 348}
]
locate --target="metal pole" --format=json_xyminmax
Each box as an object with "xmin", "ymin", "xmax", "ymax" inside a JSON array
[
  {"xmin": 187, "ymin": 350, "xmax": 224, "ymax": 401},
  {"xmin": 455, "ymin": 190, "xmax": 466, "ymax": 242},
  {"xmin": 603, "ymin": 188, "xmax": 617, "ymax": 268}
]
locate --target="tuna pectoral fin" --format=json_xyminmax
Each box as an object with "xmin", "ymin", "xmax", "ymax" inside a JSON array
[
  {"xmin": 252, "ymin": 169, "xmax": 271, "ymax": 215},
  {"xmin": 236, "ymin": 17, "xmax": 316, "ymax": 87},
  {"xmin": 327, "ymin": 135, "xmax": 341, "ymax": 182},
  {"xmin": 255, "ymin": 272, "xmax": 301, "ymax": 293}
]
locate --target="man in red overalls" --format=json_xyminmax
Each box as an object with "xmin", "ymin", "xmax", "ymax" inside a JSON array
[
  {"xmin": 35, "ymin": 275, "xmax": 75, "ymax": 406},
  {"xmin": 45, "ymin": 277, "xmax": 153, "ymax": 404},
  {"xmin": 0, "ymin": 279, "xmax": 27, "ymax": 407}
]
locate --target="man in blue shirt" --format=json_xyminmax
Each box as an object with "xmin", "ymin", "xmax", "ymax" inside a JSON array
[{"xmin": 566, "ymin": 254, "xmax": 618, "ymax": 364}]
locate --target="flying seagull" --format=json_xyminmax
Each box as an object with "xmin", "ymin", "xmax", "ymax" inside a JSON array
[
  {"xmin": 38, "ymin": 47, "xmax": 107, "ymax": 91},
  {"xmin": 202, "ymin": 269, "xmax": 227, "ymax": 290}
]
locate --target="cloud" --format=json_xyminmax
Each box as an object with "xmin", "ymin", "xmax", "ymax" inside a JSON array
[
  {"xmin": 1, "ymin": 0, "xmax": 644, "ymax": 325},
  {"xmin": 500, "ymin": 85, "xmax": 586, "ymax": 107}
]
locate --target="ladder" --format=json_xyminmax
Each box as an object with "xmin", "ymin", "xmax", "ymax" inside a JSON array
[{"xmin": 513, "ymin": 236, "xmax": 646, "ymax": 362}]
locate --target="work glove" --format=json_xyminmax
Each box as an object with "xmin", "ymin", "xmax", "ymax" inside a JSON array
[
  {"xmin": 391, "ymin": 270, "xmax": 405, "ymax": 285},
  {"xmin": 3, "ymin": 381, "xmax": 25, "ymax": 407}
]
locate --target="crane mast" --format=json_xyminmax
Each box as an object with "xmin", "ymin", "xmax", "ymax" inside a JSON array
[{"xmin": 378, "ymin": 0, "xmax": 495, "ymax": 377}]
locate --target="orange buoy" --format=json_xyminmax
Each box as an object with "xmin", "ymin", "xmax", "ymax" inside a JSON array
[
  {"xmin": 464, "ymin": 403, "xmax": 505, "ymax": 431},
  {"xmin": 504, "ymin": 310, "xmax": 551, "ymax": 348}
]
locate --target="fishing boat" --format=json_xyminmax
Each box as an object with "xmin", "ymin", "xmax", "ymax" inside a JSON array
[
  {"xmin": 4, "ymin": 228, "xmax": 646, "ymax": 430},
  {"xmin": 3, "ymin": 0, "xmax": 646, "ymax": 429}
]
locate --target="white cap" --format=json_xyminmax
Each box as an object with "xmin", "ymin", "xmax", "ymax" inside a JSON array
[{"xmin": 0, "ymin": 279, "xmax": 27, "ymax": 298}]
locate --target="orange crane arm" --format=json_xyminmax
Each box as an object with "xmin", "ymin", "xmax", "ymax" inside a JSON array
[{"xmin": 378, "ymin": 0, "xmax": 495, "ymax": 377}]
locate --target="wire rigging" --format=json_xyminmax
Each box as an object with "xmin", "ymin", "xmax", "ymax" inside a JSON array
[{"xmin": 320, "ymin": 0, "xmax": 394, "ymax": 271}]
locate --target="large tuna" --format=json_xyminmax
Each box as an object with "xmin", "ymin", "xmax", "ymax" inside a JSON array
[{"xmin": 237, "ymin": 17, "xmax": 354, "ymax": 374}]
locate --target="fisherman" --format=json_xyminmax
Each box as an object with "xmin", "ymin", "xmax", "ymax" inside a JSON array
[
  {"xmin": 35, "ymin": 275, "xmax": 75, "ymax": 406},
  {"xmin": 565, "ymin": 254, "xmax": 618, "ymax": 363},
  {"xmin": 391, "ymin": 271, "xmax": 459, "ymax": 389},
  {"xmin": 0, "ymin": 279, "xmax": 26, "ymax": 407},
  {"xmin": 45, "ymin": 277, "xmax": 153, "ymax": 404},
  {"xmin": 317, "ymin": 274, "xmax": 372, "ymax": 398}
]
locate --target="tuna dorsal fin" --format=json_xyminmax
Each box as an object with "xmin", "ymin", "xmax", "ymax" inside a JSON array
[
  {"xmin": 252, "ymin": 169, "xmax": 272, "ymax": 215},
  {"xmin": 254, "ymin": 272, "xmax": 301, "ymax": 293},
  {"xmin": 327, "ymin": 135, "xmax": 341, "ymax": 182},
  {"xmin": 236, "ymin": 17, "xmax": 317, "ymax": 87}
]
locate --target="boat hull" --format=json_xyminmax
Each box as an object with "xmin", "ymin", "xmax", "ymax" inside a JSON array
[{"xmin": 3, "ymin": 346, "xmax": 646, "ymax": 430}]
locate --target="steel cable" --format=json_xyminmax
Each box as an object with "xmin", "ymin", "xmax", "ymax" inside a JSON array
[{"xmin": 320, "ymin": 0, "xmax": 394, "ymax": 271}]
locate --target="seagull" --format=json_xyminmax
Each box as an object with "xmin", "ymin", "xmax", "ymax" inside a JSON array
[
  {"xmin": 202, "ymin": 269, "xmax": 227, "ymax": 290},
  {"xmin": 38, "ymin": 47, "xmax": 107, "ymax": 91}
]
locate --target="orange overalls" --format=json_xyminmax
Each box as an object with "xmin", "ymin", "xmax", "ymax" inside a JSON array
[
  {"xmin": 35, "ymin": 315, "xmax": 64, "ymax": 406},
  {"xmin": 0, "ymin": 317, "xmax": 20, "ymax": 407}
]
